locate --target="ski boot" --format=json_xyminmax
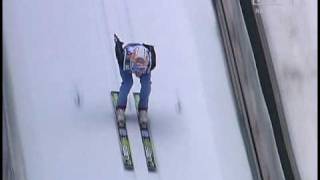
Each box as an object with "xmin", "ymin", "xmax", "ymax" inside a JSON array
[
  {"xmin": 138, "ymin": 110, "xmax": 149, "ymax": 127},
  {"xmin": 116, "ymin": 108, "xmax": 125, "ymax": 125}
]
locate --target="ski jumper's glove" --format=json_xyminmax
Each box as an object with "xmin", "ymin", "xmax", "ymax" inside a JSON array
[{"xmin": 114, "ymin": 34, "xmax": 122, "ymax": 44}]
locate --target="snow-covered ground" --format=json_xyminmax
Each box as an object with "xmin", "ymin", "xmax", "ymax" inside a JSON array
[
  {"xmin": 3, "ymin": 0, "xmax": 253, "ymax": 179},
  {"xmin": 257, "ymin": 0, "xmax": 318, "ymax": 179}
]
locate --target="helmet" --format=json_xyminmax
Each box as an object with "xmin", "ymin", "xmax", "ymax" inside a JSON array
[
  {"xmin": 134, "ymin": 46, "xmax": 149, "ymax": 63},
  {"xmin": 130, "ymin": 45, "xmax": 149, "ymax": 74}
]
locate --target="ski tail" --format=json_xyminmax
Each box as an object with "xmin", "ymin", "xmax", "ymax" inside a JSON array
[
  {"xmin": 133, "ymin": 92, "xmax": 140, "ymax": 110},
  {"xmin": 111, "ymin": 91, "xmax": 119, "ymax": 108}
]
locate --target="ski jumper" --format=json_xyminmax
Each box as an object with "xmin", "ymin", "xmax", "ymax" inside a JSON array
[{"xmin": 114, "ymin": 39, "xmax": 156, "ymax": 111}]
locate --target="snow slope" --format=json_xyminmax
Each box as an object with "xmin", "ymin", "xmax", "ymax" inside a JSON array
[{"xmin": 3, "ymin": 0, "xmax": 253, "ymax": 179}]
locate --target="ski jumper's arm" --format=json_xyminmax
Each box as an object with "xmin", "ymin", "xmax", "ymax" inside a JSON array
[
  {"xmin": 143, "ymin": 43, "xmax": 156, "ymax": 71},
  {"xmin": 114, "ymin": 34, "xmax": 124, "ymax": 69}
]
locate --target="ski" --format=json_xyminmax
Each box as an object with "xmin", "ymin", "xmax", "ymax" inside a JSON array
[
  {"xmin": 111, "ymin": 91, "xmax": 134, "ymax": 170},
  {"xmin": 133, "ymin": 92, "xmax": 157, "ymax": 172}
]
